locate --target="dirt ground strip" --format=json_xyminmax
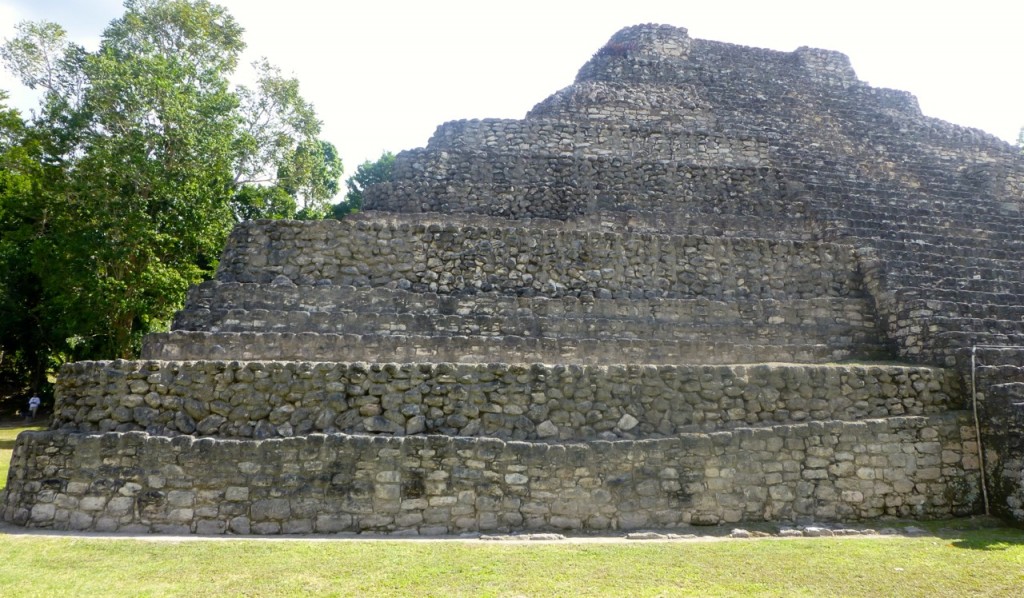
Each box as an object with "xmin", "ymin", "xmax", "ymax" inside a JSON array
[{"xmin": 1, "ymin": 518, "xmax": 1009, "ymax": 544}]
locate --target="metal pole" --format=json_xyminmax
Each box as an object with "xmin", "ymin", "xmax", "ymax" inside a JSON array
[{"xmin": 971, "ymin": 345, "xmax": 990, "ymax": 516}]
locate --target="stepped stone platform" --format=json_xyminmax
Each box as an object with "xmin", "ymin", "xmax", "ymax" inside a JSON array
[{"xmin": 4, "ymin": 24, "xmax": 1022, "ymax": 534}]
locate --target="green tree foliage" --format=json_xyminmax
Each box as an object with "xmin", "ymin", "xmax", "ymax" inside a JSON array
[
  {"xmin": 0, "ymin": 92, "xmax": 53, "ymax": 393},
  {"xmin": 0, "ymin": 0, "xmax": 342, "ymax": 391},
  {"xmin": 233, "ymin": 59, "xmax": 342, "ymax": 220},
  {"xmin": 331, "ymin": 151, "xmax": 394, "ymax": 219}
]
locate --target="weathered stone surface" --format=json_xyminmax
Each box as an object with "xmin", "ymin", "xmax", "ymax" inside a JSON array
[
  {"xmin": 0, "ymin": 416, "xmax": 981, "ymax": 534},
  {"xmin": 5, "ymin": 22, "xmax": 1022, "ymax": 535},
  {"xmin": 52, "ymin": 361, "xmax": 958, "ymax": 441}
]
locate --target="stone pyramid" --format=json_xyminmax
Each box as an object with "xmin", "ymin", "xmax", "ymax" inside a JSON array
[{"xmin": 5, "ymin": 24, "xmax": 1023, "ymax": 534}]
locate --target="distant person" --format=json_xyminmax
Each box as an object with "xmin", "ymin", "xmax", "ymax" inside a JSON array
[{"xmin": 28, "ymin": 394, "xmax": 41, "ymax": 420}]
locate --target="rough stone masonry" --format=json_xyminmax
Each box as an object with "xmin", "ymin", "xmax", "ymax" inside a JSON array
[{"xmin": 4, "ymin": 23, "xmax": 1022, "ymax": 534}]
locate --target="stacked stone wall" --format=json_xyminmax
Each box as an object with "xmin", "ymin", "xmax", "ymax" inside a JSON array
[
  {"xmin": 170, "ymin": 284, "xmax": 885, "ymax": 360},
  {"xmin": 2, "ymin": 414, "xmax": 980, "ymax": 535},
  {"xmin": 419, "ymin": 119, "xmax": 769, "ymax": 165},
  {"xmin": 54, "ymin": 361, "xmax": 958, "ymax": 441},
  {"xmin": 180, "ymin": 282, "xmax": 872, "ymax": 327},
  {"xmin": 555, "ymin": 28, "xmax": 1015, "ymax": 224},
  {"xmin": 168, "ymin": 309, "xmax": 887, "ymax": 357},
  {"xmin": 354, "ymin": 209, "xmax": 819, "ymax": 241},
  {"xmin": 859, "ymin": 247, "xmax": 1024, "ymax": 366},
  {"xmin": 372, "ymin": 32, "xmax": 1018, "ymax": 240},
  {"xmin": 966, "ymin": 355, "xmax": 1024, "ymax": 522},
  {"xmin": 6, "ymin": 22, "xmax": 1019, "ymax": 533},
  {"xmin": 174, "ymin": 306, "xmax": 879, "ymax": 342},
  {"xmin": 143, "ymin": 329, "xmax": 865, "ymax": 365},
  {"xmin": 370, "ymin": 153, "xmax": 790, "ymax": 221},
  {"xmin": 348, "ymin": 209, "xmax": 820, "ymax": 238},
  {"xmin": 215, "ymin": 219, "xmax": 861, "ymax": 300}
]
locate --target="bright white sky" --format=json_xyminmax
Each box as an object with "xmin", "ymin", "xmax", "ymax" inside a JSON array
[{"xmin": 1, "ymin": 0, "xmax": 1021, "ymax": 188}]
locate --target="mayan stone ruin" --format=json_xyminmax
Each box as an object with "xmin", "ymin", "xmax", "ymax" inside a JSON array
[{"xmin": 3, "ymin": 24, "xmax": 1023, "ymax": 535}]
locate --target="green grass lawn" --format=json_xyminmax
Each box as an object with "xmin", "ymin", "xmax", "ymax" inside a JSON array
[
  {"xmin": 0, "ymin": 531, "xmax": 1021, "ymax": 597},
  {"xmin": 0, "ymin": 422, "xmax": 44, "ymax": 490},
  {"xmin": 1, "ymin": 423, "xmax": 1022, "ymax": 596}
]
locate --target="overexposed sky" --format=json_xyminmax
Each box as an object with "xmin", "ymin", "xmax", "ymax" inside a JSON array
[{"xmin": 1, "ymin": 0, "xmax": 1021, "ymax": 186}]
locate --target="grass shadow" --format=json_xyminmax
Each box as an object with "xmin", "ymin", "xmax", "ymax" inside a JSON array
[
  {"xmin": 0, "ymin": 420, "xmax": 46, "ymax": 430},
  {"xmin": 950, "ymin": 538, "xmax": 1022, "ymax": 551},
  {"xmin": 947, "ymin": 529, "xmax": 1024, "ymax": 551}
]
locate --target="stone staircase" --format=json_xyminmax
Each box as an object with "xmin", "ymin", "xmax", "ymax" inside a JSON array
[
  {"xmin": 5, "ymin": 23, "xmax": 1019, "ymax": 534},
  {"xmin": 145, "ymin": 216, "xmax": 888, "ymax": 366}
]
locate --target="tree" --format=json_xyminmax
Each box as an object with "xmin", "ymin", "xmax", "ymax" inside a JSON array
[
  {"xmin": 331, "ymin": 151, "xmax": 394, "ymax": 218},
  {"xmin": 0, "ymin": 91, "xmax": 53, "ymax": 394},
  {"xmin": 233, "ymin": 59, "xmax": 343, "ymax": 220},
  {"xmin": 0, "ymin": 0, "xmax": 245, "ymax": 362},
  {"xmin": 0, "ymin": 0, "xmax": 342, "ymax": 390}
]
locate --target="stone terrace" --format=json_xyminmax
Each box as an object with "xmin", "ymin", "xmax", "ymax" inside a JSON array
[{"xmin": 4, "ymin": 24, "xmax": 1020, "ymax": 533}]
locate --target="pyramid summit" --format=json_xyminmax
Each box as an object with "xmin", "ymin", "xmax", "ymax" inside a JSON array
[{"xmin": 3, "ymin": 24, "xmax": 1022, "ymax": 534}]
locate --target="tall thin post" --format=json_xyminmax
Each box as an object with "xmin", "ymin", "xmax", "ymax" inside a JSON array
[{"xmin": 971, "ymin": 345, "xmax": 990, "ymax": 516}]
